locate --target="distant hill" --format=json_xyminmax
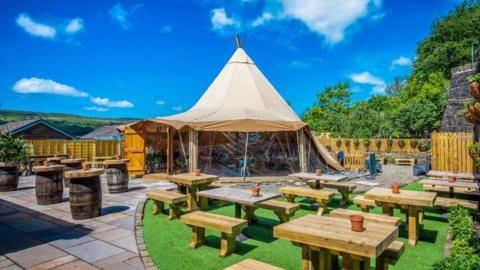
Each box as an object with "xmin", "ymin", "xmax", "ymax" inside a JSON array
[{"xmin": 0, "ymin": 109, "xmax": 138, "ymax": 136}]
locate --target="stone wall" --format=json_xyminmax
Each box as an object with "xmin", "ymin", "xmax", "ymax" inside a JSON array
[{"xmin": 440, "ymin": 63, "xmax": 476, "ymax": 132}]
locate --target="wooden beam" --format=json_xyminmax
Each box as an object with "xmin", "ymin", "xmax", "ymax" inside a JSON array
[
  {"xmin": 298, "ymin": 129, "xmax": 307, "ymax": 172},
  {"xmin": 166, "ymin": 126, "xmax": 174, "ymax": 175},
  {"xmin": 188, "ymin": 128, "xmax": 198, "ymax": 173}
]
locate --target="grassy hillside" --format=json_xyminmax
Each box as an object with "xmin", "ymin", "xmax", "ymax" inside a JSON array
[{"xmin": 0, "ymin": 109, "xmax": 138, "ymax": 136}]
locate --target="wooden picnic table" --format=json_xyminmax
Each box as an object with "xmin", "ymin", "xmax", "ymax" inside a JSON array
[
  {"xmin": 274, "ymin": 214, "xmax": 398, "ymax": 270},
  {"xmin": 419, "ymin": 179, "xmax": 480, "ymax": 198},
  {"xmin": 167, "ymin": 173, "xmax": 218, "ymax": 211},
  {"xmin": 427, "ymin": 170, "xmax": 480, "ymax": 181},
  {"xmin": 198, "ymin": 186, "xmax": 280, "ymax": 219},
  {"xmin": 364, "ymin": 187, "xmax": 436, "ymax": 246},
  {"xmin": 288, "ymin": 172, "xmax": 348, "ymax": 183}
]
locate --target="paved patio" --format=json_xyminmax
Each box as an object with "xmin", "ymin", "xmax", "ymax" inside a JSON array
[{"xmin": 0, "ymin": 175, "xmax": 174, "ymax": 270}]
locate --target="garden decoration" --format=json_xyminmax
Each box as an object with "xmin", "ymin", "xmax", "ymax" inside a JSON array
[
  {"xmin": 363, "ymin": 138, "xmax": 371, "ymax": 149},
  {"xmin": 251, "ymin": 184, "xmax": 260, "ymax": 197},
  {"xmin": 344, "ymin": 139, "xmax": 351, "ymax": 148},
  {"xmin": 386, "ymin": 138, "xmax": 393, "ymax": 150},
  {"xmin": 418, "ymin": 139, "xmax": 431, "ymax": 152},
  {"xmin": 410, "ymin": 138, "xmax": 418, "ymax": 148},
  {"xmin": 195, "ymin": 168, "xmax": 201, "ymax": 176},
  {"xmin": 0, "ymin": 133, "xmax": 29, "ymax": 191},
  {"xmin": 375, "ymin": 138, "xmax": 382, "ymax": 150},
  {"xmin": 335, "ymin": 138, "xmax": 342, "ymax": 147},
  {"xmin": 398, "ymin": 139, "xmax": 405, "ymax": 149},
  {"xmin": 391, "ymin": 183, "xmax": 400, "ymax": 194},
  {"xmin": 350, "ymin": 214, "xmax": 365, "ymax": 232},
  {"xmin": 353, "ymin": 138, "xmax": 360, "ymax": 149}
]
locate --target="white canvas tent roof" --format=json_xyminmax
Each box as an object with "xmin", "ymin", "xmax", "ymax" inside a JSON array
[{"xmin": 142, "ymin": 48, "xmax": 306, "ymax": 132}]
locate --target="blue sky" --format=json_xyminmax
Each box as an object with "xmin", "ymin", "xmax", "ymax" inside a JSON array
[{"xmin": 0, "ymin": 0, "xmax": 459, "ymax": 118}]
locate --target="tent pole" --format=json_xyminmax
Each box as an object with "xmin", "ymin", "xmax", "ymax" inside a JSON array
[
  {"xmin": 242, "ymin": 133, "xmax": 249, "ymax": 182},
  {"xmin": 188, "ymin": 128, "xmax": 198, "ymax": 173},
  {"xmin": 298, "ymin": 129, "xmax": 307, "ymax": 172},
  {"xmin": 166, "ymin": 126, "xmax": 174, "ymax": 175}
]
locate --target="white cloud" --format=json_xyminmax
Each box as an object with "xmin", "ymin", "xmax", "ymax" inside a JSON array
[
  {"xmin": 65, "ymin": 18, "xmax": 84, "ymax": 34},
  {"xmin": 252, "ymin": 12, "xmax": 273, "ymax": 27},
  {"xmin": 155, "ymin": 100, "xmax": 165, "ymax": 105},
  {"xmin": 391, "ymin": 56, "xmax": 412, "ymax": 67},
  {"xmin": 91, "ymin": 97, "xmax": 134, "ymax": 108},
  {"xmin": 172, "ymin": 106, "xmax": 183, "ymax": 112},
  {"xmin": 277, "ymin": 0, "xmax": 383, "ymax": 44},
  {"xmin": 84, "ymin": 106, "xmax": 109, "ymax": 112},
  {"xmin": 210, "ymin": 8, "xmax": 239, "ymax": 32},
  {"xmin": 109, "ymin": 3, "xmax": 143, "ymax": 30},
  {"xmin": 13, "ymin": 77, "xmax": 88, "ymax": 97},
  {"xmin": 16, "ymin": 13, "xmax": 56, "ymax": 38},
  {"xmin": 350, "ymin": 71, "xmax": 386, "ymax": 94}
]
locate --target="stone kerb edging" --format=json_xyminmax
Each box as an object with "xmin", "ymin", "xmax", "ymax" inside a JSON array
[{"xmin": 134, "ymin": 198, "xmax": 158, "ymax": 270}]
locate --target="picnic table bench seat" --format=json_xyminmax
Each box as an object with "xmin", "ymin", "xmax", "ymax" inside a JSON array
[
  {"xmin": 394, "ymin": 158, "xmax": 415, "ymax": 166},
  {"xmin": 180, "ymin": 211, "xmax": 247, "ymax": 257},
  {"xmin": 147, "ymin": 190, "xmax": 188, "ymax": 220},
  {"xmin": 353, "ymin": 195, "xmax": 376, "ymax": 212},
  {"xmin": 434, "ymin": 197, "xmax": 478, "ymax": 211},
  {"xmin": 241, "ymin": 199, "xmax": 300, "ymax": 224},
  {"xmin": 307, "ymin": 180, "xmax": 356, "ymax": 204},
  {"xmin": 224, "ymin": 259, "xmax": 284, "ymax": 270},
  {"xmin": 279, "ymin": 186, "xmax": 335, "ymax": 215},
  {"xmin": 376, "ymin": 241, "xmax": 405, "ymax": 270}
]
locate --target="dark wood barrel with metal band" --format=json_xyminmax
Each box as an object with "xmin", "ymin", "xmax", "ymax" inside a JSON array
[
  {"xmin": 33, "ymin": 165, "xmax": 65, "ymax": 205},
  {"xmin": 66, "ymin": 168, "xmax": 104, "ymax": 220},
  {"xmin": 61, "ymin": 158, "xmax": 84, "ymax": 187},
  {"xmin": 104, "ymin": 159, "xmax": 129, "ymax": 193},
  {"xmin": 0, "ymin": 164, "xmax": 19, "ymax": 192},
  {"xmin": 47, "ymin": 156, "xmax": 65, "ymax": 165}
]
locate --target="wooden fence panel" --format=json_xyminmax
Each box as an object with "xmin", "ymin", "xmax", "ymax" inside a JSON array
[
  {"xmin": 25, "ymin": 140, "xmax": 120, "ymax": 162},
  {"xmin": 430, "ymin": 131, "xmax": 474, "ymax": 173}
]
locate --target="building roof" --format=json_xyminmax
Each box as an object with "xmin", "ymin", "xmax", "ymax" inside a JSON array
[
  {"xmin": 79, "ymin": 125, "xmax": 122, "ymax": 140},
  {"xmin": 132, "ymin": 47, "xmax": 306, "ymax": 132},
  {"xmin": 0, "ymin": 119, "xmax": 76, "ymax": 139}
]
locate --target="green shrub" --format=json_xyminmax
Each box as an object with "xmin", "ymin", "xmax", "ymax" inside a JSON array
[{"xmin": 0, "ymin": 133, "xmax": 29, "ymax": 164}]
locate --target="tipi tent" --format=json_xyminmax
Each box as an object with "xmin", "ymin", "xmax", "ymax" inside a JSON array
[{"xmin": 123, "ymin": 45, "xmax": 343, "ymax": 176}]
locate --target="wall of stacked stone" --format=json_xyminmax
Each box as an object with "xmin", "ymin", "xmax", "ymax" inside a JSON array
[
  {"xmin": 135, "ymin": 198, "xmax": 158, "ymax": 270},
  {"xmin": 441, "ymin": 63, "xmax": 476, "ymax": 132}
]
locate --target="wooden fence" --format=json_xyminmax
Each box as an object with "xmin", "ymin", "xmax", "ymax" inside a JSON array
[
  {"xmin": 26, "ymin": 140, "xmax": 122, "ymax": 162},
  {"xmin": 430, "ymin": 131, "xmax": 475, "ymax": 173}
]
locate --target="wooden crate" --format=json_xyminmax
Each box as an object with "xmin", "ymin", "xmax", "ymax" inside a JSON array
[{"xmin": 394, "ymin": 158, "xmax": 416, "ymax": 166}]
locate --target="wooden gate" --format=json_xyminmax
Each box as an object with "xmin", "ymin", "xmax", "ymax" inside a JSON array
[
  {"xmin": 431, "ymin": 131, "xmax": 475, "ymax": 173},
  {"xmin": 124, "ymin": 125, "xmax": 145, "ymax": 176}
]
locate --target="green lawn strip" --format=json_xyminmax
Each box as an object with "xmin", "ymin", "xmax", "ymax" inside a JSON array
[{"xmin": 143, "ymin": 183, "xmax": 448, "ymax": 270}]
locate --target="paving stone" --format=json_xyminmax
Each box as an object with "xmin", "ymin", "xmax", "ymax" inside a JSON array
[
  {"xmin": 29, "ymin": 255, "xmax": 77, "ymax": 270},
  {"xmin": 52, "ymin": 260, "xmax": 99, "ymax": 270},
  {"xmin": 102, "ymin": 262, "xmax": 140, "ymax": 270},
  {"xmin": 108, "ymin": 216, "xmax": 134, "ymax": 230},
  {"xmin": 124, "ymin": 256, "xmax": 144, "ymax": 269},
  {"xmin": 95, "ymin": 212, "xmax": 129, "ymax": 222},
  {"xmin": 110, "ymin": 235, "xmax": 138, "ymax": 254},
  {"xmin": 0, "ymin": 264, "xmax": 23, "ymax": 270},
  {"xmin": 0, "ymin": 259, "xmax": 14, "ymax": 268},
  {"xmin": 6, "ymin": 244, "xmax": 68, "ymax": 268},
  {"xmin": 64, "ymin": 240, "xmax": 125, "ymax": 263},
  {"xmin": 49, "ymin": 234, "xmax": 95, "ymax": 250},
  {"xmin": 1, "ymin": 213, "xmax": 56, "ymax": 233},
  {"xmin": 93, "ymin": 227, "xmax": 132, "ymax": 242},
  {"xmin": 0, "ymin": 225, "xmax": 43, "ymax": 255},
  {"xmin": 92, "ymin": 251, "xmax": 138, "ymax": 268},
  {"xmin": 82, "ymin": 220, "xmax": 111, "ymax": 230}
]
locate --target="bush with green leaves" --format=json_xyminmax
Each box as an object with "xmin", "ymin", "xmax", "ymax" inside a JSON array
[
  {"xmin": 433, "ymin": 206, "xmax": 480, "ymax": 270},
  {"xmin": 467, "ymin": 73, "xmax": 480, "ymax": 83},
  {"xmin": 468, "ymin": 142, "xmax": 480, "ymax": 166},
  {"xmin": 0, "ymin": 133, "xmax": 29, "ymax": 165}
]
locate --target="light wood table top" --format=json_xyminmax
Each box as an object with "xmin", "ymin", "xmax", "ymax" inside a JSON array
[
  {"xmin": 65, "ymin": 168, "xmax": 104, "ymax": 179},
  {"xmin": 47, "ymin": 157, "xmax": 66, "ymax": 162},
  {"xmin": 419, "ymin": 179, "xmax": 480, "ymax": 189},
  {"xmin": 93, "ymin": 156, "xmax": 115, "ymax": 161},
  {"xmin": 364, "ymin": 187, "xmax": 436, "ymax": 207},
  {"xmin": 167, "ymin": 173, "xmax": 218, "ymax": 186},
  {"xmin": 427, "ymin": 170, "xmax": 480, "ymax": 180},
  {"xmin": 198, "ymin": 187, "xmax": 280, "ymax": 206},
  {"xmin": 60, "ymin": 158, "xmax": 84, "ymax": 165},
  {"xmin": 103, "ymin": 159, "xmax": 130, "ymax": 165},
  {"xmin": 32, "ymin": 165, "xmax": 65, "ymax": 173},
  {"xmin": 274, "ymin": 214, "xmax": 398, "ymax": 258},
  {"xmin": 289, "ymin": 172, "xmax": 347, "ymax": 182}
]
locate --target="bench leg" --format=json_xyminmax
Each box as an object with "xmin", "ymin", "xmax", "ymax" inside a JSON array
[
  {"xmin": 408, "ymin": 207, "xmax": 420, "ymax": 246},
  {"xmin": 152, "ymin": 201, "xmax": 164, "ymax": 215},
  {"xmin": 169, "ymin": 203, "xmax": 182, "ymax": 220},
  {"xmin": 316, "ymin": 199, "xmax": 329, "ymax": 215},
  {"xmin": 189, "ymin": 226, "xmax": 205, "ymax": 249},
  {"xmin": 200, "ymin": 196, "xmax": 209, "ymax": 210},
  {"xmin": 284, "ymin": 194, "xmax": 296, "ymax": 203},
  {"xmin": 339, "ymin": 190, "xmax": 350, "ymax": 205},
  {"xmin": 301, "ymin": 245, "xmax": 312, "ymax": 270},
  {"xmin": 274, "ymin": 210, "xmax": 291, "ymax": 223},
  {"xmin": 220, "ymin": 233, "xmax": 236, "ymax": 257},
  {"xmin": 242, "ymin": 205, "xmax": 258, "ymax": 224},
  {"xmin": 418, "ymin": 210, "xmax": 424, "ymax": 224},
  {"xmin": 375, "ymin": 256, "xmax": 388, "ymax": 270},
  {"xmin": 332, "ymin": 254, "xmax": 339, "ymax": 270}
]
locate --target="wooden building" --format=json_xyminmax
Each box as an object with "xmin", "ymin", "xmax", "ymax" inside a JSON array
[{"xmin": 0, "ymin": 119, "xmax": 76, "ymax": 140}]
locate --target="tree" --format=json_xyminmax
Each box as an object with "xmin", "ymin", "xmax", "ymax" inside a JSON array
[{"xmin": 392, "ymin": 100, "xmax": 438, "ymax": 137}]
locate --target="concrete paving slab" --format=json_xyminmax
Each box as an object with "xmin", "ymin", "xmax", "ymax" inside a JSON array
[
  {"xmin": 64, "ymin": 240, "xmax": 125, "ymax": 263},
  {"xmin": 29, "ymin": 255, "xmax": 77, "ymax": 270},
  {"xmin": 6, "ymin": 244, "xmax": 68, "ymax": 268},
  {"xmin": 93, "ymin": 228, "xmax": 133, "ymax": 242},
  {"xmin": 110, "ymin": 235, "xmax": 138, "ymax": 254}
]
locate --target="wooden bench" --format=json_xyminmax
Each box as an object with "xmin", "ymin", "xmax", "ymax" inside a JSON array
[
  {"xmin": 147, "ymin": 190, "xmax": 188, "ymax": 220},
  {"xmin": 353, "ymin": 195, "xmax": 376, "ymax": 212},
  {"xmin": 180, "ymin": 211, "xmax": 247, "ymax": 257},
  {"xmin": 376, "ymin": 241, "xmax": 405, "ymax": 270},
  {"xmin": 279, "ymin": 186, "xmax": 335, "ymax": 215},
  {"xmin": 394, "ymin": 158, "xmax": 415, "ymax": 166},
  {"xmin": 307, "ymin": 180, "xmax": 356, "ymax": 205},
  {"xmin": 224, "ymin": 258, "xmax": 284, "ymax": 270},
  {"xmin": 241, "ymin": 199, "xmax": 300, "ymax": 224},
  {"xmin": 434, "ymin": 197, "xmax": 479, "ymax": 211}
]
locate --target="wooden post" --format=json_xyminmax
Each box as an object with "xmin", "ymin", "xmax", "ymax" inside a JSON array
[
  {"xmin": 188, "ymin": 128, "xmax": 198, "ymax": 173},
  {"xmin": 298, "ymin": 129, "xmax": 307, "ymax": 172},
  {"xmin": 166, "ymin": 126, "xmax": 174, "ymax": 175}
]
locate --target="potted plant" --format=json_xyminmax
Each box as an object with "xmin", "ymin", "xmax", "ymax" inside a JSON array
[
  {"xmin": 375, "ymin": 138, "xmax": 382, "ymax": 150},
  {"xmin": 386, "ymin": 138, "xmax": 393, "ymax": 150},
  {"xmin": 410, "ymin": 138, "xmax": 418, "ymax": 149},
  {"xmin": 344, "ymin": 139, "xmax": 351, "ymax": 148},
  {"xmin": 335, "ymin": 138, "xmax": 342, "ymax": 147},
  {"xmin": 363, "ymin": 139, "xmax": 371, "ymax": 149},
  {"xmin": 391, "ymin": 183, "xmax": 401, "ymax": 194},
  {"xmin": 194, "ymin": 168, "xmax": 201, "ymax": 176},
  {"xmin": 0, "ymin": 133, "xmax": 29, "ymax": 191},
  {"xmin": 468, "ymin": 142, "xmax": 480, "ymax": 165},
  {"xmin": 418, "ymin": 139, "xmax": 431, "ymax": 152},
  {"xmin": 398, "ymin": 139, "xmax": 406, "ymax": 149},
  {"xmin": 315, "ymin": 168, "xmax": 322, "ymax": 176},
  {"xmin": 353, "ymin": 138, "xmax": 360, "ymax": 149},
  {"xmin": 467, "ymin": 73, "xmax": 480, "ymax": 101},
  {"xmin": 350, "ymin": 215, "xmax": 364, "ymax": 232},
  {"xmin": 251, "ymin": 184, "xmax": 260, "ymax": 197}
]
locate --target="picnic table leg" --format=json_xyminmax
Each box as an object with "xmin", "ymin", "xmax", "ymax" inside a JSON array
[
  {"xmin": 284, "ymin": 194, "xmax": 296, "ymax": 203},
  {"xmin": 301, "ymin": 245, "xmax": 314, "ymax": 270},
  {"xmin": 189, "ymin": 226, "xmax": 205, "ymax": 248},
  {"xmin": 235, "ymin": 203, "xmax": 242, "ymax": 219},
  {"xmin": 187, "ymin": 186, "xmax": 199, "ymax": 211},
  {"xmin": 408, "ymin": 206, "xmax": 420, "ymax": 246},
  {"xmin": 169, "ymin": 203, "xmax": 182, "ymax": 220},
  {"xmin": 318, "ymin": 248, "xmax": 332, "ymax": 270},
  {"xmin": 316, "ymin": 198, "xmax": 329, "ymax": 215},
  {"xmin": 241, "ymin": 205, "xmax": 258, "ymax": 224},
  {"xmin": 375, "ymin": 256, "xmax": 388, "ymax": 270},
  {"xmin": 380, "ymin": 203, "xmax": 393, "ymax": 216},
  {"xmin": 342, "ymin": 254, "xmax": 363, "ymax": 270},
  {"xmin": 339, "ymin": 190, "xmax": 349, "ymax": 206},
  {"xmin": 152, "ymin": 200, "xmax": 164, "ymax": 215}
]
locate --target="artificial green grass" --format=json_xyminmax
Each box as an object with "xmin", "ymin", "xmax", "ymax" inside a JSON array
[{"xmin": 143, "ymin": 183, "xmax": 448, "ymax": 269}]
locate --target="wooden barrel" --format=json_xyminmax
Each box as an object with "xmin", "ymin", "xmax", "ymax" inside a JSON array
[
  {"xmin": 61, "ymin": 159, "xmax": 84, "ymax": 187},
  {"xmin": 66, "ymin": 168, "xmax": 104, "ymax": 220},
  {"xmin": 47, "ymin": 157, "xmax": 65, "ymax": 165},
  {"xmin": 104, "ymin": 159, "xmax": 129, "ymax": 193},
  {"xmin": 33, "ymin": 165, "xmax": 64, "ymax": 205},
  {"xmin": 0, "ymin": 164, "xmax": 19, "ymax": 192}
]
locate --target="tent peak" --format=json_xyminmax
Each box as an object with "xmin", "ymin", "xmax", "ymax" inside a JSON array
[{"xmin": 228, "ymin": 47, "xmax": 254, "ymax": 65}]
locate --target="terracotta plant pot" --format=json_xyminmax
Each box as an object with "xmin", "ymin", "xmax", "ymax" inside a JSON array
[
  {"xmin": 391, "ymin": 183, "xmax": 401, "ymax": 194},
  {"xmin": 448, "ymin": 176, "xmax": 456, "ymax": 183},
  {"xmin": 350, "ymin": 215, "xmax": 365, "ymax": 232},
  {"xmin": 116, "ymin": 155, "xmax": 121, "ymax": 160},
  {"xmin": 471, "ymin": 81, "xmax": 480, "ymax": 101},
  {"xmin": 315, "ymin": 169, "xmax": 321, "ymax": 176},
  {"xmin": 82, "ymin": 163, "xmax": 89, "ymax": 171},
  {"xmin": 453, "ymin": 165, "xmax": 459, "ymax": 174},
  {"xmin": 194, "ymin": 169, "xmax": 201, "ymax": 176},
  {"xmin": 251, "ymin": 186, "xmax": 260, "ymax": 197},
  {"xmin": 43, "ymin": 160, "xmax": 50, "ymax": 167}
]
